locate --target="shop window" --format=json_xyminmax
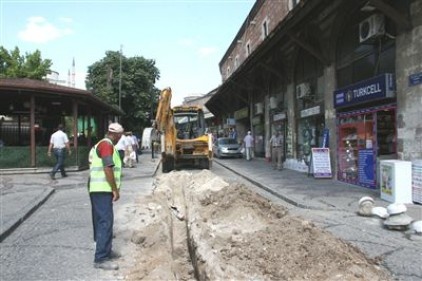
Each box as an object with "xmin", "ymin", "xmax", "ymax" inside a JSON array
[
  {"xmin": 377, "ymin": 109, "xmax": 396, "ymax": 155},
  {"xmin": 297, "ymin": 116, "xmax": 325, "ymax": 163},
  {"xmin": 337, "ymin": 106, "xmax": 396, "ymax": 189},
  {"xmin": 338, "ymin": 113, "xmax": 374, "ymax": 186}
]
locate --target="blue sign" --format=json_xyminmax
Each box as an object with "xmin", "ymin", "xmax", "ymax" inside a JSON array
[
  {"xmin": 322, "ymin": 128, "xmax": 329, "ymax": 148},
  {"xmin": 409, "ymin": 72, "xmax": 422, "ymax": 87},
  {"xmin": 333, "ymin": 73, "xmax": 395, "ymax": 108},
  {"xmin": 358, "ymin": 149, "xmax": 376, "ymax": 189}
]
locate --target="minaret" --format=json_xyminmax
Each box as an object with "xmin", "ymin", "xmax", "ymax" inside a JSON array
[
  {"xmin": 67, "ymin": 69, "xmax": 71, "ymax": 87},
  {"xmin": 72, "ymin": 58, "xmax": 75, "ymax": 88}
]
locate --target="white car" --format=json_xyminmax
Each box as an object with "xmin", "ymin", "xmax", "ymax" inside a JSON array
[{"xmin": 213, "ymin": 137, "xmax": 243, "ymax": 158}]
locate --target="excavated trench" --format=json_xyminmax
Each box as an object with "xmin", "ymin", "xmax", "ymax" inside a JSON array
[{"xmin": 123, "ymin": 170, "xmax": 392, "ymax": 281}]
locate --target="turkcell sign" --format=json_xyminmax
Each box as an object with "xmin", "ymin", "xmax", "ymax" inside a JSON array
[{"xmin": 333, "ymin": 73, "xmax": 395, "ymax": 108}]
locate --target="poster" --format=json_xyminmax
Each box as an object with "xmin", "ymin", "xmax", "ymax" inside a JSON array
[
  {"xmin": 358, "ymin": 149, "xmax": 376, "ymax": 189},
  {"xmin": 311, "ymin": 148, "xmax": 332, "ymax": 178},
  {"xmin": 381, "ymin": 164, "xmax": 393, "ymax": 196}
]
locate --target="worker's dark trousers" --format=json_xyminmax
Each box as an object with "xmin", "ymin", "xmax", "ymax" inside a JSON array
[{"xmin": 90, "ymin": 192, "xmax": 114, "ymax": 263}]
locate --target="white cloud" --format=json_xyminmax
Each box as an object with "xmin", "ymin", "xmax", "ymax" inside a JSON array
[
  {"xmin": 59, "ymin": 17, "xmax": 73, "ymax": 23},
  {"xmin": 18, "ymin": 16, "xmax": 73, "ymax": 43},
  {"xmin": 177, "ymin": 38, "xmax": 194, "ymax": 47},
  {"xmin": 197, "ymin": 46, "xmax": 217, "ymax": 57}
]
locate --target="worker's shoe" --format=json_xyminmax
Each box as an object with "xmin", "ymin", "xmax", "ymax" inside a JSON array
[
  {"xmin": 108, "ymin": 250, "xmax": 121, "ymax": 260},
  {"xmin": 94, "ymin": 261, "xmax": 119, "ymax": 270}
]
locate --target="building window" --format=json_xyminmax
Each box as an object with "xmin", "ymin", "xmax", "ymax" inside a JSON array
[
  {"xmin": 289, "ymin": 0, "xmax": 300, "ymax": 11},
  {"xmin": 246, "ymin": 43, "xmax": 251, "ymax": 56},
  {"xmin": 336, "ymin": 12, "xmax": 396, "ymax": 88},
  {"xmin": 226, "ymin": 66, "xmax": 231, "ymax": 78},
  {"xmin": 262, "ymin": 21, "xmax": 268, "ymax": 38},
  {"xmin": 234, "ymin": 55, "xmax": 239, "ymax": 69}
]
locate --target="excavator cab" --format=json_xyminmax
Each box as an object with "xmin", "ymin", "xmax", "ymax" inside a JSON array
[{"xmin": 155, "ymin": 88, "xmax": 212, "ymax": 173}]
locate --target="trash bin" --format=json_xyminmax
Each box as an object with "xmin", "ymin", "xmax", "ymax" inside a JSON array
[{"xmin": 379, "ymin": 160, "xmax": 412, "ymax": 203}]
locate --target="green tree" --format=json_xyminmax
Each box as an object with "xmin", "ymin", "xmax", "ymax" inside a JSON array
[
  {"xmin": 0, "ymin": 46, "xmax": 52, "ymax": 79},
  {"xmin": 86, "ymin": 51, "xmax": 160, "ymax": 133}
]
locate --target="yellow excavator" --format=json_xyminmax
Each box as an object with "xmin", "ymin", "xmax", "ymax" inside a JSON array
[{"xmin": 154, "ymin": 87, "xmax": 213, "ymax": 173}]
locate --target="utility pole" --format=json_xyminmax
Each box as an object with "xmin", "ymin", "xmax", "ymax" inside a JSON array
[{"xmin": 119, "ymin": 44, "xmax": 123, "ymax": 110}]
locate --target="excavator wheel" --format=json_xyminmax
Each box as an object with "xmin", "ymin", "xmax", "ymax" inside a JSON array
[
  {"xmin": 200, "ymin": 159, "xmax": 210, "ymax": 170},
  {"xmin": 162, "ymin": 155, "xmax": 175, "ymax": 173}
]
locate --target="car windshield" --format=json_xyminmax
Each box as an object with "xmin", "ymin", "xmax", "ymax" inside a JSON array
[{"xmin": 219, "ymin": 138, "xmax": 237, "ymax": 145}]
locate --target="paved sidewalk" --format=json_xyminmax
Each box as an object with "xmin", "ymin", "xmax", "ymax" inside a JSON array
[
  {"xmin": 215, "ymin": 157, "xmax": 422, "ymax": 220},
  {"xmin": 215, "ymin": 157, "xmax": 422, "ymax": 281}
]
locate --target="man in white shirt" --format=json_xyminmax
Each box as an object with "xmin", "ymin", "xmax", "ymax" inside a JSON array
[
  {"xmin": 48, "ymin": 124, "xmax": 71, "ymax": 180},
  {"xmin": 123, "ymin": 132, "xmax": 136, "ymax": 168},
  {"xmin": 243, "ymin": 131, "xmax": 254, "ymax": 161}
]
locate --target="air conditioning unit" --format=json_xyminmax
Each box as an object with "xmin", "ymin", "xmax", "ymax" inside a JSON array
[
  {"xmin": 359, "ymin": 14, "xmax": 385, "ymax": 43},
  {"xmin": 255, "ymin": 102, "xmax": 264, "ymax": 115},
  {"xmin": 296, "ymin": 82, "xmax": 311, "ymax": 99},
  {"xmin": 269, "ymin": 96, "xmax": 278, "ymax": 109}
]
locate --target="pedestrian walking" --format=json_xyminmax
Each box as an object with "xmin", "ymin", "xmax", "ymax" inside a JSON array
[
  {"xmin": 47, "ymin": 124, "xmax": 71, "ymax": 180},
  {"xmin": 131, "ymin": 133, "xmax": 140, "ymax": 163},
  {"xmin": 123, "ymin": 131, "xmax": 136, "ymax": 168},
  {"xmin": 89, "ymin": 122, "xmax": 124, "ymax": 271},
  {"xmin": 243, "ymin": 131, "xmax": 254, "ymax": 161},
  {"xmin": 229, "ymin": 127, "xmax": 238, "ymax": 142},
  {"xmin": 269, "ymin": 130, "xmax": 284, "ymax": 170},
  {"xmin": 115, "ymin": 132, "xmax": 126, "ymax": 165}
]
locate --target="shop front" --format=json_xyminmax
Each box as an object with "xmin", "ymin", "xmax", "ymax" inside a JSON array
[
  {"xmin": 297, "ymin": 105, "xmax": 325, "ymax": 166},
  {"xmin": 334, "ymin": 73, "xmax": 396, "ymax": 189},
  {"xmin": 234, "ymin": 106, "xmax": 250, "ymax": 142},
  {"xmin": 271, "ymin": 112, "xmax": 287, "ymax": 159}
]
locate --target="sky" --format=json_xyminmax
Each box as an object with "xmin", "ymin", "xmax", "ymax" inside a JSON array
[{"xmin": 0, "ymin": 0, "xmax": 255, "ymax": 106}]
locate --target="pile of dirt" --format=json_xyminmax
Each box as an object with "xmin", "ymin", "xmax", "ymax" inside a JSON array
[{"xmin": 118, "ymin": 170, "xmax": 392, "ymax": 281}]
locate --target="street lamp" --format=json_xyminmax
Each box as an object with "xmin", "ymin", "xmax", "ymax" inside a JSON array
[{"xmin": 119, "ymin": 44, "xmax": 123, "ymax": 110}]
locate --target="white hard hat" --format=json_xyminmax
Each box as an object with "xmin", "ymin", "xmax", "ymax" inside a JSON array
[
  {"xmin": 358, "ymin": 196, "xmax": 374, "ymax": 206},
  {"xmin": 108, "ymin": 122, "xmax": 124, "ymax": 133},
  {"xmin": 387, "ymin": 203, "xmax": 407, "ymax": 215},
  {"xmin": 384, "ymin": 213, "xmax": 413, "ymax": 229},
  {"xmin": 410, "ymin": 220, "xmax": 422, "ymax": 234},
  {"xmin": 371, "ymin": 206, "xmax": 389, "ymax": 219}
]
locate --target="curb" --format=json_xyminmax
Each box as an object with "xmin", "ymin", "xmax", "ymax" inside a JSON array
[
  {"xmin": 0, "ymin": 188, "xmax": 55, "ymax": 242},
  {"xmin": 214, "ymin": 159, "xmax": 326, "ymax": 210}
]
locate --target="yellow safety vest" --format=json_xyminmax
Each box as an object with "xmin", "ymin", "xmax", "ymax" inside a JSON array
[{"xmin": 89, "ymin": 138, "xmax": 122, "ymax": 193}]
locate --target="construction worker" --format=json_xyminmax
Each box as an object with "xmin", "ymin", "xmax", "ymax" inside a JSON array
[{"xmin": 89, "ymin": 122, "xmax": 123, "ymax": 270}]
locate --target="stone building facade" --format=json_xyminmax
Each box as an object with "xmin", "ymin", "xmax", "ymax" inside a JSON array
[{"xmin": 206, "ymin": 0, "xmax": 422, "ymax": 189}]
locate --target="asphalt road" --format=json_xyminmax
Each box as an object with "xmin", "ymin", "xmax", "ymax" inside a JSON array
[
  {"xmin": 0, "ymin": 157, "xmax": 156, "ymax": 281},
  {"xmin": 1, "ymin": 157, "xmax": 421, "ymax": 281}
]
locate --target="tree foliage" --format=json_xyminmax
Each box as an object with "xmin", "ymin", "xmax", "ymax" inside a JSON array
[
  {"xmin": 0, "ymin": 46, "xmax": 52, "ymax": 79},
  {"xmin": 86, "ymin": 51, "xmax": 161, "ymax": 133}
]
